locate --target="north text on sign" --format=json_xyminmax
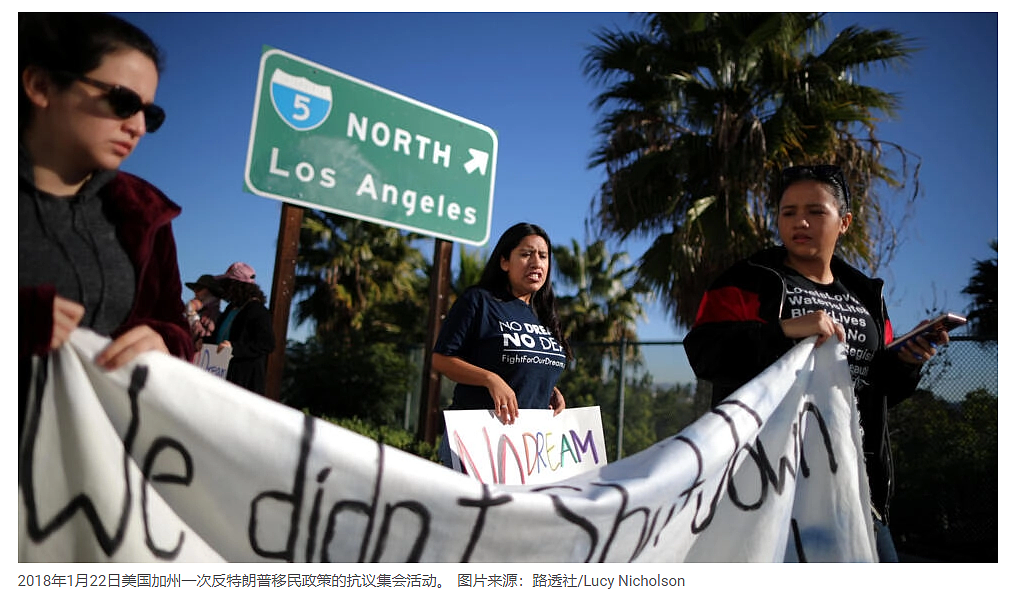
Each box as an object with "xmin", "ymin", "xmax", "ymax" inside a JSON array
[{"xmin": 347, "ymin": 112, "xmax": 452, "ymax": 168}]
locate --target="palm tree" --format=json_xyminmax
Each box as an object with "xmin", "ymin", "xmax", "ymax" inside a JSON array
[
  {"xmin": 451, "ymin": 245, "xmax": 487, "ymax": 300},
  {"xmin": 553, "ymin": 237, "xmax": 651, "ymax": 376},
  {"xmin": 286, "ymin": 211, "xmax": 428, "ymax": 421},
  {"xmin": 962, "ymin": 240, "xmax": 996, "ymax": 341},
  {"xmin": 584, "ymin": 13, "xmax": 920, "ymax": 327},
  {"xmin": 294, "ymin": 210, "xmax": 426, "ymax": 341}
]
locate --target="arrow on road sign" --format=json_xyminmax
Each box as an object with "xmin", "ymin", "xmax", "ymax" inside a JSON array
[{"xmin": 464, "ymin": 148, "xmax": 490, "ymax": 176}]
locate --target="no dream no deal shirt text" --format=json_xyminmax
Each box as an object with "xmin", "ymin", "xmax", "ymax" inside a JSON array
[{"xmin": 435, "ymin": 288, "xmax": 565, "ymax": 411}]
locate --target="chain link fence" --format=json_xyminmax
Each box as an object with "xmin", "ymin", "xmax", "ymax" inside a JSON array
[
  {"xmin": 560, "ymin": 336, "xmax": 997, "ymax": 562},
  {"xmin": 889, "ymin": 337, "xmax": 997, "ymax": 562}
]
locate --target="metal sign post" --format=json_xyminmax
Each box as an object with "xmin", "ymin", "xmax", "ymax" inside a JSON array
[
  {"xmin": 420, "ymin": 238, "xmax": 453, "ymax": 443},
  {"xmin": 264, "ymin": 202, "xmax": 303, "ymax": 402}
]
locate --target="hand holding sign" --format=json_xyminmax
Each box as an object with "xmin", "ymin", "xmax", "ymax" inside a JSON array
[
  {"xmin": 487, "ymin": 374, "xmax": 519, "ymax": 424},
  {"xmin": 549, "ymin": 387, "xmax": 566, "ymax": 415}
]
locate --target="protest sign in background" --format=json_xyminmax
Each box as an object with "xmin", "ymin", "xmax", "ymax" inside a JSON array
[
  {"xmin": 192, "ymin": 342, "xmax": 232, "ymax": 378},
  {"xmin": 443, "ymin": 407, "xmax": 607, "ymax": 484},
  {"xmin": 19, "ymin": 329, "xmax": 875, "ymax": 562}
]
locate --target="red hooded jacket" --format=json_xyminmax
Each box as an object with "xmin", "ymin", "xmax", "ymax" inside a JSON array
[{"xmin": 19, "ymin": 171, "xmax": 193, "ymax": 362}]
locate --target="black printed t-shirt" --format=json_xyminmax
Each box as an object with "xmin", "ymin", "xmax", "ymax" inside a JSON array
[
  {"xmin": 778, "ymin": 267, "xmax": 880, "ymax": 396},
  {"xmin": 434, "ymin": 287, "xmax": 566, "ymax": 411}
]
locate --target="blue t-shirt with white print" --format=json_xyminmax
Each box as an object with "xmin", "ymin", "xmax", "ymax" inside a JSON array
[{"xmin": 434, "ymin": 287, "xmax": 566, "ymax": 411}]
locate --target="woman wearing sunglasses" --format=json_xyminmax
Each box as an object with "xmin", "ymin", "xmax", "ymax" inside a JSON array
[
  {"xmin": 684, "ymin": 164, "xmax": 949, "ymax": 562},
  {"xmin": 19, "ymin": 13, "xmax": 192, "ymax": 380}
]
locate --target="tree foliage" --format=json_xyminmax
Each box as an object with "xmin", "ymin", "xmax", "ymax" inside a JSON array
[
  {"xmin": 293, "ymin": 211, "xmax": 427, "ymax": 342},
  {"xmin": 553, "ymin": 237, "xmax": 652, "ymax": 376},
  {"xmin": 283, "ymin": 211, "xmax": 427, "ymax": 424},
  {"xmin": 961, "ymin": 240, "xmax": 997, "ymax": 341},
  {"xmin": 560, "ymin": 360, "xmax": 700, "ymax": 461},
  {"xmin": 888, "ymin": 387, "xmax": 997, "ymax": 561},
  {"xmin": 451, "ymin": 245, "xmax": 487, "ymax": 304},
  {"xmin": 283, "ymin": 332, "xmax": 417, "ymax": 425},
  {"xmin": 584, "ymin": 12, "xmax": 920, "ymax": 326},
  {"xmin": 323, "ymin": 415, "xmax": 439, "ymax": 462}
]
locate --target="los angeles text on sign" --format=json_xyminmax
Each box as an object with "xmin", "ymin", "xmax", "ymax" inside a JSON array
[{"xmin": 244, "ymin": 47, "xmax": 497, "ymax": 245}]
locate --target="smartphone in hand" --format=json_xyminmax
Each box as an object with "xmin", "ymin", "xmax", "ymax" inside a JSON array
[{"xmin": 886, "ymin": 312, "xmax": 967, "ymax": 351}]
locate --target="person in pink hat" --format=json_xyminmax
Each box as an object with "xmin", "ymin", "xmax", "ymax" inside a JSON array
[{"xmin": 208, "ymin": 262, "xmax": 275, "ymax": 396}]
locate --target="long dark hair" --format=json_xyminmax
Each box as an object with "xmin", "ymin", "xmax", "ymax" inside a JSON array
[
  {"xmin": 477, "ymin": 222, "xmax": 571, "ymax": 360},
  {"xmin": 219, "ymin": 279, "xmax": 267, "ymax": 307},
  {"xmin": 19, "ymin": 13, "xmax": 164, "ymax": 132}
]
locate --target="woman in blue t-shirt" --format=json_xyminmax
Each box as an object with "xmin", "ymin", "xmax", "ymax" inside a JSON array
[{"xmin": 433, "ymin": 222, "xmax": 572, "ymax": 467}]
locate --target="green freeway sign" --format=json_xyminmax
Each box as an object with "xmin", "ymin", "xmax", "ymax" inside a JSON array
[{"xmin": 245, "ymin": 48, "xmax": 497, "ymax": 245}]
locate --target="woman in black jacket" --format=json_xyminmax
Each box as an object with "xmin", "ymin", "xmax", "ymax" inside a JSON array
[
  {"xmin": 212, "ymin": 262, "xmax": 275, "ymax": 396},
  {"xmin": 684, "ymin": 164, "xmax": 951, "ymax": 562}
]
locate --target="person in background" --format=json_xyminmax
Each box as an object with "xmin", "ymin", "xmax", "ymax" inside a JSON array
[
  {"xmin": 211, "ymin": 262, "xmax": 275, "ymax": 396},
  {"xmin": 432, "ymin": 222, "xmax": 571, "ymax": 469},
  {"xmin": 19, "ymin": 13, "xmax": 192, "ymax": 430},
  {"xmin": 683, "ymin": 164, "xmax": 951, "ymax": 562},
  {"xmin": 184, "ymin": 274, "xmax": 222, "ymax": 347}
]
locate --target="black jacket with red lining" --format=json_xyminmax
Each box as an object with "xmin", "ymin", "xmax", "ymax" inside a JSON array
[{"xmin": 684, "ymin": 246, "xmax": 921, "ymax": 522}]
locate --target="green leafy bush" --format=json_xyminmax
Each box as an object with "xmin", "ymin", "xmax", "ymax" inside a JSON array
[{"xmin": 317, "ymin": 414, "xmax": 440, "ymax": 462}]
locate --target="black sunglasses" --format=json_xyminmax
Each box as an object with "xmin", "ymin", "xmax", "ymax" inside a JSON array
[
  {"xmin": 64, "ymin": 72, "xmax": 166, "ymax": 133},
  {"xmin": 780, "ymin": 164, "xmax": 851, "ymax": 211}
]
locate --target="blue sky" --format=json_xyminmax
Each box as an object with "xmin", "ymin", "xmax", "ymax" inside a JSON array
[{"xmin": 110, "ymin": 12, "xmax": 997, "ymax": 373}]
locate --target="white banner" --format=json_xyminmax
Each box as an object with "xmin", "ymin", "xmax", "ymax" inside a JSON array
[
  {"xmin": 443, "ymin": 407, "xmax": 608, "ymax": 484},
  {"xmin": 19, "ymin": 329, "xmax": 875, "ymax": 562}
]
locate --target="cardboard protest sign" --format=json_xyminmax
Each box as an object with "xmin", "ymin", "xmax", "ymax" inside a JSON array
[
  {"xmin": 442, "ymin": 407, "xmax": 607, "ymax": 484},
  {"xmin": 19, "ymin": 330, "xmax": 875, "ymax": 562},
  {"xmin": 192, "ymin": 342, "xmax": 232, "ymax": 378}
]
